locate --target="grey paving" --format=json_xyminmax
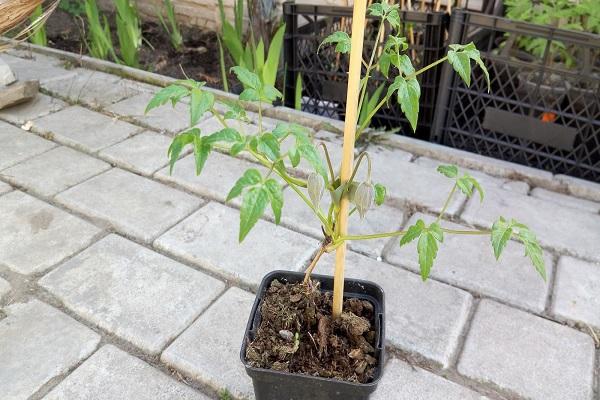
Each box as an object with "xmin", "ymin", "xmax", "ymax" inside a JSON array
[
  {"xmin": 155, "ymin": 151, "xmax": 269, "ymax": 204},
  {"xmin": 373, "ymin": 358, "xmax": 487, "ymax": 400},
  {"xmin": 106, "ymin": 92, "xmax": 208, "ymax": 134},
  {"xmin": 155, "ymin": 202, "xmax": 319, "ymax": 290},
  {"xmin": 99, "ymin": 131, "xmax": 179, "ymax": 176},
  {"xmin": 32, "ymin": 105, "xmax": 140, "ymax": 153},
  {"xmin": 0, "ymin": 181, "xmax": 11, "ymax": 195},
  {"xmin": 531, "ymin": 187, "xmax": 600, "ymax": 213},
  {"xmin": 415, "ymin": 156, "xmax": 506, "ymax": 189},
  {"xmin": 56, "ymin": 168, "xmax": 202, "ymax": 243},
  {"xmin": 161, "ymin": 287, "xmax": 255, "ymax": 400},
  {"xmin": 0, "ymin": 191, "xmax": 101, "ymax": 275},
  {"xmin": 0, "ymin": 93, "xmax": 67, "ymax": 125},
  {"xmin": 367, "ymin": 146, "xmax": 463, "ymax": 215},
  {"xmin": 500, "ymin": 180, "xmax": 530, "ymax": 194},
  {"xmin": 551, "ymin": 256, "xmax": 600, "ymax": 330},
  {"xmin": 462, "ymin": 185, "xmax": 600, "ymax": 262},
  {"xmin": 0, "ymin": 276, "xmax": 10, "ymax": 301},
  {"xmin": 40, "ymin": 235, "xmax": 225, "ymax": 354},
  {"xmin": 43, "ymin": 68, "xmax": 140, "ymax": 107},
  {"xmin": 0, "ymin": 121, "xmax": 56, "ymax": 170},
  {"xmin": 0, "ymin": 146, "xmax": 111, "ymax": 197},
  {"xmin": 386, "ymin": 213, "xmax": 553, "ymax": 313},
  {"xmin": 0, "ymin": 300, "xmax": 100, "ymax": 400},
  {"xmin": 0, "ymin": 53, "xmax": 77, "ymax": 84},
  {"xmin": 319, "ymin": 251, "xmax": 472, "ymax": 367},
  {"xmin": 556, "ymin": 174, "xmax": 600, "ymax": 202},
  {"xmin": 43, "ymin": 345, "xmax": 209, "ymax": 400},
  {"xmin": 458, "ymin": 300, "xmax": 596, "ymax": 400}
]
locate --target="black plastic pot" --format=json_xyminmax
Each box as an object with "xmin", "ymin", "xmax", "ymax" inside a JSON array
[{"xmin": 240, "ymin": 270, "xmax": 386, "ymax": 400}]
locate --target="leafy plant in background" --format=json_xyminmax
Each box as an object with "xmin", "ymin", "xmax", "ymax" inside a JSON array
[
  {"xmin": 29, "ymin": 5, "xmax": 48, "ymax": 46},
  {"xmin": 84, "ymin": 0, "xmax": 117, "ymax": 61},
  {"xmin": 157, "ymin": 0, "xmax": 183, "ymax": 52},
  {"xmin": 147, "ymin": 2, "xmax": 545, "ymax": 320},
  {"xmin": 114, "ymin": 0, "xmax": 142, "ymax": 68}
]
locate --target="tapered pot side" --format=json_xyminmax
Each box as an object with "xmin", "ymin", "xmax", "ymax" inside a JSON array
[{"xmin": 240, "ymin": 271, "xmax": 386, "ymax": 400}]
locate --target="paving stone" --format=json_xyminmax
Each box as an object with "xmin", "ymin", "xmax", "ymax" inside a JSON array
[
  {"xmin": 531, "ymin": 187, "xmax": 600, "ymax": 214},
  {"xmin": 155, "ymin": 151, "xmax": 269, "ymax": 204},
  {"xmin": 273, "ymin": 187, "xmax": 404, "ymax": 258},
  {"xmin": 56, "ymin": 168, "xmax": 201, "ymax": 243},
  {"xmin": 319, "ymin": 251, "xmax": 472, "ymax": 367},
  {"xmin": 415, "ymin": 156, "xmax": 505, "ymax": 189},
  {"xmin": 99, "ymin": 131, "xmax": 178, "ymax": 176},
  {"xmin": 43, "ymin": 345, "xmax": 209, "ymax": 400},
  {"xmin": 556, "ymin": 174, "xmax": 600, "ymax": 202},
  {"xmin": 0, "ymin": 181, "xmax": 12, "ymax": 195},
  {"xmin": 551, "ymin": 256, "xmax": 600, "ymax": 330},
  {"xmin": 462, "ymin": 185, "xmax": 600, "ymax": 262},
  {"xmin": 0, "ymin": 191, "xmax": 101, "ymax": 275},
  {"xmin": 32, "ymin": 106, "xmax": 140, "ymax": 152},
  {"xmin": 386, "ymin": 213, "xmax": 552, "ymax": 313},
  {"xmin": 501, "ymin": 180, "xmax": 530, "ymax": 194},
  {"xmin": 0, "ymin": 58, "xmax": 16, "ymax": 85},
  {"xmin": 458, "ymin": 300, "xmax": 596, "ymax": 400},
  {"xmin": 373, "ymin": 359, "xmax": 487, "ymax": 400},
  {"xmin": 40, "ymin": 235, "xmax": 224, "ymax": 354},
  {"xmin": 366, "ymin": 146, "xmax": 463, "ymax": 215},
  {"xmin": 161, "ymin": 287, "xmax": 255, "ymax": 399},
  {"xmin": 106, "ymin": 93, "xmax": 208, "ymax": 134},
  {"xmin": 0, "ymin": 53, "xmax": 76, "ymax": 84},
  {"xmin": 0, "ymin": 93, "xmax": 67, "ymax": 125},
  {"xmin": 0, "ymin": 300, "xmax": 100, "ymax": 400},
  {"xmin": 155, "ymin": 202, "xmax": 319, "ymax": 290},
  {"xmin": 0, "ymin": 276, "xmax": 10, "ymax": 301},
  {"xmin": 43, "ymin": 68, "xmax": 140, "ymax": 107},
  {"xmin": 1, "ymin": 146, "xmax": 110, "ymax": 197},
  {"xmin": 0, "ymin": 121, "xmax": 56, "ymax": 170}
]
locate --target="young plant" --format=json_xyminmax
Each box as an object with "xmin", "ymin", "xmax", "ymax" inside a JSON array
[
  {"xmin": 29, "ymin": 5, "xmax": 48, "ymax": 46},
  {"xmin": 146, "ymin": 1, "xmax": 545, "ymax": 321},
  {"xmin": 84, "ymin": 0, "xmax": 117, "ymax": 61},
  {"xmin": 114, "ymin": 0, "xmax": 142, "ymax": 68},
  {"xmin": 157, "ymin": 0, "xmax": 183, "ymax": 52}
]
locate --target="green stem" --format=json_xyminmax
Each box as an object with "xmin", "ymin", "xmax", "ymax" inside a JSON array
[
  {"xmin": 319, "ymin": 142, "xmax": 336, "ymax": 183},
  {"xmin": 441, "ymin": 228, "xmax": 491, "ymax": 235},
  {"xmin": 356, "ymin": 21, "xmax": 385, "ymax": 135},
  {"xmin": 258, "ymin": 101, "xmax": 263, "ymax": 133},
  {"xmin": 287, "ymin": 180, "xmax": 332, "ymax": 235},
  {"xmin": 435, "ymin": 182, "xmax": 457, "ymax": 224},
  {"xmin": 339, "ymin": 229, "xmax": 407, "ymax": 242},
  {"xmin": 211, "ymin": 108, "xmax": 230, "ymax": 129},
  {"xmin": 247, "ymin": 148, "xmax": 307, "ymax": 188}
]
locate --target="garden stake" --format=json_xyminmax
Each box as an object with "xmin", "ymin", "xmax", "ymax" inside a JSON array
[{"xmin": 332, "ymin": 0, "xmax": 368, "ymax": 320}]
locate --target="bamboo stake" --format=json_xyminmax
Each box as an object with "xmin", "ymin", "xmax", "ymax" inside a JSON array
[{"xmin": 332, "ymin": 0, "xmax": 368, "ymax": 319}]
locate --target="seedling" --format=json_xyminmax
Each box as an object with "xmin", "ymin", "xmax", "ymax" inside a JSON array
[
  {"xmin": 84, "ymin": 0, "xmax": 117, "ymax": 61},
  {"xmin": 147, "ymin": 1, "xmax": 545, "ymax": 321},
  {"xmin": 157, "ymin": 0, "xmax": 183, "ymax": 52},
  {"xmin": 114, "ymin": 0, "xmax": 142, "ymax": 68}
]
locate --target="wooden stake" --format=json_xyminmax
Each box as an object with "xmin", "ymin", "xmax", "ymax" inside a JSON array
[{"xmin": 332, "ymin": 0, "xmax": 368, "ymax": 319}]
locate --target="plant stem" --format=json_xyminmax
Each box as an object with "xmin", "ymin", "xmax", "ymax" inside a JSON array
[
  {"xmin": 319, "ymin": 142, "xmax": 336, "ymax": 183},
  {"xmin": 348, "ymin": 152, "xmax": 372, "ymax": 185},
  {"xmin": 258, "ymin": 101, "xmax": 263, "ymax": 133},
  {"xmin": 303, "ymin": 245, "xmax": 327, "ymax": 284},
  {"xmin": 340, "ymin": 229, "xmax": 407, "ymax": 242},
  {"xmin": 441, "ymin": 228, "xmax": 491, "ymax": 235},
  {"xmin": 435, "ymin": 182, "xmax": 457, "ymax": 224},
  {"xmin": 287, "ymin": 180, "xmax": 332, "ymax": 235}
]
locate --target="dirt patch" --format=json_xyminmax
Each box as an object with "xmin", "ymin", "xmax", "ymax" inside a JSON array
[
  {"xmin": 245, "ymin": 279, "xmax": 379, "ymax": 383},
  {"xmin": 43, "ymin": 9, "xmax": 224, "ymax": 88}
]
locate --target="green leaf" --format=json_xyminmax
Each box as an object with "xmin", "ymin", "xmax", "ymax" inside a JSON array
[
  {"xmin": 231, "ymin": 66, "xmax": 261, "ymax": 90},
  {"xmin": 468, "ymin": 175, "xmax": 485, "ymax": 202},
  {"xmin": 437, "ymin": 164, "xmax": 458, "ymax": 178},
  {"xmin": 205, "ymin": 128, "xmax": 242, "ymax": 145},
  {"xmin": 222, "ymin": 100, "xmax": 248, "ymax": 121},
  {"xmin": 239, "ymin": 186, "xmax": 269, "ymax": 242},
  {"xmin": 265, "ymin": 178, "xmax": 283, "ymax": 224},
  {"xmin": 399, "ymin": 78, "xmax": 420, "ymax": 133},
  {"xmin": 394, "ymin": 54, "xmax": 415, "ymax": 76},
  {"xmin": 192, "ymin": 135, "xmax": 211, "ymax": 175},
  {"xmin": 298, "ymin": 143, "xmax": 327, "ymax": 179},
  {"xmin": 399, "ymin": 219, "xmax": 425, "ymax": 246},
  {"xmin": 374, "ymin": 183, "xmax": 386, "ymax": 206},
  {"xmin": 262, "ymin": 85, "xmax": 283, "ymax": 102},
  {"xmin": 239, "ymin": 88, "xmax": 260, "ymax": 102},
  {"xmin": 190, "ymin": 88, "xmax": 214, "ymax": 126},
  {"xmin": 257, "ymin": 133, "xmax": 281, "ymax": 161},
  {"xmin": 379, "ymin": 53, "xmax": 391, "ymax": 78},
  {"xmin": 145, "ymin": 84, "xmax": 189, "ymax": 113},
  {"xmin": 263, "ymin": 24, "xmax": 285, "ymax": 87},
  {"xmin": 462, "ymin": 42, "xmax": 490, "ymax": 92},
  {"xmin": 457, "ymin": 174, "xmax": 485, "ymax": 202},
  {"xmin": 429, "ymin": 222, "xmax": 444, "ymax": 242},
  {"xmin": 417, "ymin": 231, "xmax": 439, "ymax": 281},
  {"xmin": 289, "ymin": 146, "xmax": 300, "ymax": 167},
  {"xmin": 167, "ymin": 130, "xmax": 195, "ymax": 174},
  {"xmin": 230, "ymin": 141, "xmax": 246, "ymax": 156},
  {"xmin": 272, "ymin": 123, "xmax": 311, "ymax": 143},
  {"xmin": 448, "ymin": 49, "xmax": 472, "ymax": 87},
  {"xmin": 222, "ymin": 20, "xmax": 244, "ymax": 65},
  {"xmin": 491, "ymin": 217, "xmax": 513, "ymax": 260},
  {"xmin": 254, "ymin": 39, "xmax": 265, "ymax": 77},
  {"xmin": 227, "ymin": 169, "xmax": 262, "ymax": 202},
  {"xmin": 515, "ymin": 224, "xmax": 546, "ymax": 280},
  {"xmin": 318, "ymin": 31, "xmax": 351, "ymax": 54}
]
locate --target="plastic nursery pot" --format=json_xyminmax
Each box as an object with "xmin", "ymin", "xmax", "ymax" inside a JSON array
[{"xmin": 240, "ymin": 270, "xmax": 386, "ymax": 400}]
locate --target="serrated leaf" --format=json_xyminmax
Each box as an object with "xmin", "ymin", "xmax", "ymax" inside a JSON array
[
  {"xmin": 190, "ymin": 88, "xmax": 214, "ymax": 126},
  {"xmin": 379, "ymin": 53, "xmax": 391, "ymax": 78},
  {"xmin": 398, "ymin": 78, "xmax": 420, "ymax": 133},
  {"xmin": 399, "ymin": 219, "xmax": 425, "ymax": 246},
  {"xmin": 318, "ymin": 31, "xmax": 351, "ymax": 54},
  {"xmin": 205, "ymin": 128, "xmax": 242, "ymax": 145},
  {"xmin": 192, "ymin": 135, "xmax": 211, "ymax": 175},
  {"xmin": 167, "ymin": 130, "xmax": 195, "ymax": 174},
  {"xmin": 230, "ymin": 141, "xmax": 246, "ymax": 156},
  {"xmin": 145, "ymin": 84, "xmax": 189, "ymax": 114},
  {"xmin": 417, "ymin": 231, "xmax": 439, "ymax": 281},
  {"xmin": 239, "ymin": 186, "xmax": 269, "ymax": 242},
  {"xmin": 289, "ymin": 146, "xmax": 300, "ymax": 167},
  {"xmin": 468, "ymin": 175, "xmax": 485, "ymax": 202},
  {"xmin": 273, "ymin": 123, "xmax": 311, "ymax": 143},
  {"xmin": 429, "ymin": 223, "xmax": 444, "ymax": 242},
  {"xmin": 262, "ymin": 85, "xmax": 283, "ymax": 102},
  {"xmin": 227, "ymin": 169, "xmax": 262, "ymax": 202},
  {"xmin": 514, "ymin": 224, "xmax": 546, "ymax": 280},
  {"xmin": 456, "ymin": 174, "xmax": 474, "ymax": 197},
  {"xmin": 374, "ymin": 183, "xmax": 386, "ymax": 206},
  {"xmin": 437, "ymin": 164, "xmax": 458, "ymax": 178},
  {"xmin": 222, "ymin": 100, "xmax": 248, "ymax": 121},
  {"xmin": 231, "ymin": 66, "xmax": 261, "ymax": 90},
  {"xmin": 490, "ymin": 217, "xmax": 512, "ymax": 260},
  {"xmin": 298, "ymin": 143, "xmax": 327, "ymax": 179},
  {"xmin": 395, "ymin": 54, "xmax": 415, "ymax": 76},
  {"xmin": 257, "ymin": 133, "xmax": 280, "ymax": 161},
  {"xmin": 239, "ymin": 88, "xmax": 260, "ymax": 101},
  {"xmin": 265, "ymin": 178, "xmax": 283, "ymax": 224},
  {"xmin": 448, "ymin": 50, "xmax": 472, "ymax": 87}
]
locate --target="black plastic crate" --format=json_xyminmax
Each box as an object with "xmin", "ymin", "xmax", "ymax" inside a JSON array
[
  {"xmin": 283, "ymin": 2, "xmax": 449, "ymax": 139},
  {"xmin": 433, "ymin": 11, "xmax": 600, "ymax": 182}
]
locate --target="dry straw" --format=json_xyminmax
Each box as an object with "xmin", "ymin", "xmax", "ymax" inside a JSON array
[{"xmin": 0, "ymin": 0, "xmax": 59, "ymax": 51}]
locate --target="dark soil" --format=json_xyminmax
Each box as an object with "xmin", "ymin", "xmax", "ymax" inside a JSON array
[
  {"xmin": 44, "ymin": 9, "xmax": 224, "ymax": 88},
  {"xmin": 245, "ymin": 279, "xmax": 379, "ymax": 383}
]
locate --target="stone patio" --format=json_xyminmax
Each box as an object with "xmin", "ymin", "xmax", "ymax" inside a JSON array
[{"xmin": 0, "ymin": 47, "xmax": 599, "ymax": 400}]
